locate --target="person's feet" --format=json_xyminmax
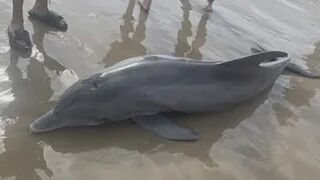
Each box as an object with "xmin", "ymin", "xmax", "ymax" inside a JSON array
[
  {"xmin": 7, "ymin": 25, "xmax": 33, "ymax": 50},
  {"xmin": 28, "ymin": 10, "xmax": 68, "ymax": 31},
  {"xmin": 139, "ymin": 0, "xmax": 151, "ymax": 12}
]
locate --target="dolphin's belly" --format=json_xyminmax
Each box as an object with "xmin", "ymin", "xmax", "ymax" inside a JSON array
[
  {"xmin": 105, "ymin": 82, "xmax": 262, "ymax": 122},
  {"xmin": 143, "ymin": 83, "xmax": 262, "ymax": 113}
]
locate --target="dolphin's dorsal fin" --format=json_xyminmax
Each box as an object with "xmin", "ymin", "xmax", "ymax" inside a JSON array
[{"xmin": 132, "ymin": 114, "xmax": 199, "ymax": 141}]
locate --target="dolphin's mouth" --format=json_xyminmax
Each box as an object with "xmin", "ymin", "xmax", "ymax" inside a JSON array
[{"xmin": 30, "ymin": 110, "xmax": 61, "ymax": 133}]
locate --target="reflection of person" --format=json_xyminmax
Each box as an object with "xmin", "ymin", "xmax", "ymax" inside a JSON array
[
  {"xmin": 186, "ymin": 13, "xmax": 209, "ymax": 60},
  {"xmin": 30, "ymin": 18, "xmax": 66, "ymax": 74},
  {"xmin": 9, "ymin": 0, "xmax": 67, "ymax": 50},
  {"xmin": 174, "ymin": 0, "xmax": 210, "ymax": 60},
  {"xmin": 0, "ymin": 19, "xmax": 68, "ymax": 180},
  {"xmin": 0, "ymin": 124, "xmax": 52, "ymax": 180},
  {"xmin": 103, "ymin": 0, "xmax": 148, "ymax": 66},
  {"xmin": 139, "ymin": 0, "xmax": 215, "ymax": 12},
  {"xmin": 0, "ymin": 50, "xmax": 53, "ymax": 180},
  {"xmin": 174, "ymin": 0, "xmax": 192, "ymax": 57}
]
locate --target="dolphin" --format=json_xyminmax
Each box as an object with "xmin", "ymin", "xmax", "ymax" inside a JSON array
[{"xmin": 29, "ymin": 51, "xmax": 320, "ymax": 140}]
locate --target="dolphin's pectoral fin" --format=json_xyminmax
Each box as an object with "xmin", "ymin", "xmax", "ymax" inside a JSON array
[{"xmin": 132, "ymin": 114, "xmax": 199, "ymax": 141}]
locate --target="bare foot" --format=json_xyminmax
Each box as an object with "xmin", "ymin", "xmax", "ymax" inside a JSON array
[
  {"xmin": 28, "ymin": 9, "xmax": 68, "ymax": 31},
  {"xmin": 7, "ymin": 25, "xmax": 33, "ymax": 50},
  {"xmin": 139, "ymin": 0, "xmax": 151, "ymax": 12}
]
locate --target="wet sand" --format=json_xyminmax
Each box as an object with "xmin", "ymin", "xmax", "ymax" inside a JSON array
[{"xmin": 0, "ymin": 0, "xmax": 320, "ymax": 179}]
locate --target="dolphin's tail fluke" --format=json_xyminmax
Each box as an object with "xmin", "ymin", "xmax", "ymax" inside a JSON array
[
  {"xmin": 285, "ymin": 63, "xmax": 320, "ymax": 79},
  {"xmin": 251, "ymin": 44, "xmax": 320, "ymax": 79}
]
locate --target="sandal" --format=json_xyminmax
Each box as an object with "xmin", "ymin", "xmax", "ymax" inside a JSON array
[
  {"xmin": 28, "ymin": 10, "xmax": 68, "ymax": 31},
  {"xmin": 7, "ymin": 28, "xmax": 33, "ymax": 50}
]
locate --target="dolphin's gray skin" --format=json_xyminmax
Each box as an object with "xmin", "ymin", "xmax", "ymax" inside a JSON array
[{"xmin": 29, "ymin": 51, "xmax": 317, "ymax": 140}]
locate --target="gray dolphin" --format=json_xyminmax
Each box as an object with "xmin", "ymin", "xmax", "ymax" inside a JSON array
[{"xmin": 30, "ymin": 51, "xmax": 319, "ymax": 140}]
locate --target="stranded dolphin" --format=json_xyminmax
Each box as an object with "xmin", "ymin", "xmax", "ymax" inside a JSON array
[{"xmin": 30, "ymin": 51, "xmax": 320, "ymax": 140}]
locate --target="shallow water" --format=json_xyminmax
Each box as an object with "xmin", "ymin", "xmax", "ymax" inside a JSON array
[{"xmin": 0, "ymin": 0, "xmax": 320, "ymax": 179}]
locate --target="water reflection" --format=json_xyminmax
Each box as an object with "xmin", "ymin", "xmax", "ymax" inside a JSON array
[
  {"xmin": 103, "ymin": 0, "xmax": 148, "ymax": 66},
  {"xmin": 284, "ymin": 42, "xmax": 320, "ymax": 107},
  {"xmin": 0, "ymin": 50, "xmax": 52, "ymax": 180},
  {"xmin": 174, "ymin": 0, "xmax": 192, "ymax": 57},
  {"xmin": 174, "ymin": 0, "xmax": 209, "ymax": 60},
  {"xmin": 30, "ymin": 18, "xmax": 66, "ymax": 75},
  {"xmin": 273, "ymin": 42, "xmax": 320, "ymax": 126},
  {"xmin": 186, "ymin": 13, "xmax": 209, "ymax": 59},
  {"xmin": 0, "ymin": 19, "xmax": 67, "ymax": 180}
]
